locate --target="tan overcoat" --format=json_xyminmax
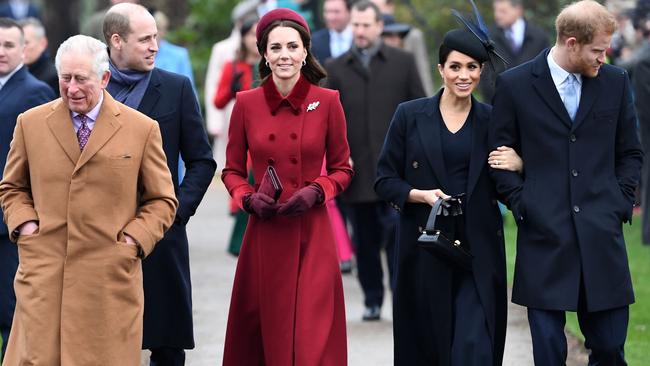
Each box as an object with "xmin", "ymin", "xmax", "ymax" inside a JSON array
[{"xmin": 0, "ymin": 92, "xmax": 178, "ymax": 366}]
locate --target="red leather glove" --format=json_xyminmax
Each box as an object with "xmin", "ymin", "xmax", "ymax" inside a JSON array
[
  {"xmin": 277, "ymin": 184, "xmax": 324, "ymax": 217},
  {"xmin": 243, "ymin": 192, "xmax": 278, "ymax": 219}
]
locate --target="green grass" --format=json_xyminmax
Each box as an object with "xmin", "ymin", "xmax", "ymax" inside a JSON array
[{"xmin": 503, "ymin": 214, "xmax": 650, "ymax": 365}]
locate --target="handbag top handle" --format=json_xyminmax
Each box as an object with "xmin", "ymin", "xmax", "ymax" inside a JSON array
[{"xmin": 423, "ymin": 198, "xmax": 445, "ymax": 234}]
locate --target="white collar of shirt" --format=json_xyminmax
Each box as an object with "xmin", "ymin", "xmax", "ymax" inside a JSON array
[
  {"xmin": 257, "ymin": 0, "xmax": 278, "ymax": 16},
  {"xmin": 71, "ymin": 92, "xmax": 104, "ymax": 132},
  {"xmin": 0, "ymin": 63, "xmax": 24, "ymax": 89},
  {"xmin": 329, "ymin": 25, "xmax": 352, "ymax": 41},
  {"xmin": 547, "ymin": 47, "xmax": 582, "ymax": 99},
  {"xmin": 508, "ymin": 17, "xmax": 526, "ymax": 49},
  {"xmin": 329, "ymin": 25, "xmax": 352, "ymax": 58}
]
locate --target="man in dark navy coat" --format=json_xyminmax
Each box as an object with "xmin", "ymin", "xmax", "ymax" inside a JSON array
[
  {"xmin": 489, "ymin": 1, "xmax": 643, "ymax": 364},
  {"xmin": 478, "ymin": 0, "xmax": 549, "ymax": 101},
  {"xmin": 104, "ymin": 4, "xmax": 216, "ymax": 365},
  {"xmin": 0, "ymin": 17, "xmax": 53, "ymax": 359},
  {"xmin": 311, "ymin": 0, "xmax": 352, "ymax": 65}
]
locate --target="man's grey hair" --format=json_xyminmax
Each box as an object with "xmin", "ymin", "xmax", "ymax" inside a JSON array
[
  {"xmin": 54, "ymin": 35, "xmax": 110, "ymax": 79},
  {"xmin": 18, "ymin": 17, "xmax": 45, "ymax": 39}
]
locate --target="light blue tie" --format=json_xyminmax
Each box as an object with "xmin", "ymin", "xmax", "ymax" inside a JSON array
[{"xmin": 563, "ymin": 74, "xmax": 579, "ymax": 121}]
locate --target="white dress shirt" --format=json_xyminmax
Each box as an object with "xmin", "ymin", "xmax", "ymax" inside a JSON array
[
  {"xmin": 507, "ymin": 17, "xmax": 526, "ymax": 51},
  {"xmin": 329, "ymin": 26, "xmax": 353, "ymax": 58},
  {"xmin": 547, "ymin": 47, "xmax": 582, "ymax": 108},
  {"xmin": 70, "ymin": 93, "xmax": 103, "ymax": 132}
]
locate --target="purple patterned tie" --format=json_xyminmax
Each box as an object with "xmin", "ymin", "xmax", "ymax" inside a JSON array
[{"xmin": 77, "ymin": 114, "xmax": 91, "ymax": 151}]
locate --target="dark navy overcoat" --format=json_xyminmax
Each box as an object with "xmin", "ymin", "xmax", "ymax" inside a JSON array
[
  {"xmin": 489, "ymin": 50, "xmax": 643, "ymax": 312},
  {"xmin": 133, "ymin": 68, "xmax": 216, "ymax": 349},
  {"xmin": 0, "ymin": 66, "xmax": 54, "ymax": 330},
  {"xmin": 375, "ymin": 91, "xmax": 507, "ymax": 365}
]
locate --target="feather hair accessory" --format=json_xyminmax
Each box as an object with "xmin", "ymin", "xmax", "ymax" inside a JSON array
[{"xmin": 451, "ymin": 0, "xmax": 508, "ymax": 71}]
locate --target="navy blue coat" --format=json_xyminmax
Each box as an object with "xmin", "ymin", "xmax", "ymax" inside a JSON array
[
  {"xmin": 0, "ymin": 66, "xmax": 54, "ymax": 327},
  {"xmin": 489, "ymin": 50, "xmax": 643, "ymax": 312},
  {"xmin": 0, "ymin": 2, "xmax": 40, "ymax": 19},
  {"xmin": 131, "ymin": 68, "xmax": 216, "ymax": 349},
  {"xmin": 375, "ymin": 92, "xmax": 506, "ymax": 365},
  {"xmin": 311, "ymin": 28, "xmax": 331, "ymax": 66}
]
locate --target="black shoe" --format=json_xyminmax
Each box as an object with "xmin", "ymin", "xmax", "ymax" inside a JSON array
[
  {"xmin": 340, "ymin": 260, "xmax": 353, "ymax": 274},
  {"xmin": 362, "ymin": 305, "xmax": 381, "ymax": 321}
]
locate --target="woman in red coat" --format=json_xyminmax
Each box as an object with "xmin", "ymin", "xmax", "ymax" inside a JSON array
[
  {"xmin": 213, "ymin": 19, "xmax": 260, "ymax": 109},
  {"xmin": 221, "ymin": 8, "xmax": 353, "ymax": 365}
]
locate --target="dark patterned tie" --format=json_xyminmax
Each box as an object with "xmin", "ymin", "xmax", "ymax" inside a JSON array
[
  {"xmin": 77, "ymin": 114, "xmax": 91, "ymax": 151},
  {"xmin": 506, "ymin": 28, "xmax": 519, "ymax": 53}
]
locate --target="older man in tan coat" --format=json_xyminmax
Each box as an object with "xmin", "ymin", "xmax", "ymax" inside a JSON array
[{"xmin": 0, "ymin": 34, "xmax": 177, "ymax": 366}]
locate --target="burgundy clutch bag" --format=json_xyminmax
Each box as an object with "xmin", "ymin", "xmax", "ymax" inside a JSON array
[{"xmin": 258, "ymin": 166, "xmax": 283, "ymax": 201}]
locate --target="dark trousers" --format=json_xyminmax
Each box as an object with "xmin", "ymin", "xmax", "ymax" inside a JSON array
[
  {"xmin": 1, "ymin": 326, "xmax": 9, "ymax": 361},
  {"xmin": 452, "ymin": 272, "xmax": 492, "ymax": 365},
  {"xmin": 528, "ymin": 306, "xmax": 628, "ymax": 365},
  {"xmin": 149, "ymin": 347, "xmax": 186, "ymax": 366},
  {"xmin": 347, "ymin": 201, "xmax": 397, "ymax": 307}
]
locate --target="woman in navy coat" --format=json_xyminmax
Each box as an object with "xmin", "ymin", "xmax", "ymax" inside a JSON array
[{"xmin": 375, "ymin": 29, "xmax": 522, "ymax": 365}]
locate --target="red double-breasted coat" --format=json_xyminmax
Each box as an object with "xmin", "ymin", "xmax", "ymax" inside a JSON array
[{"xmin": 221, "ymin": 75, "xmax": 353, "ymax": 365}]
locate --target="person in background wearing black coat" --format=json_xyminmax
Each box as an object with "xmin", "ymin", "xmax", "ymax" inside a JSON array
[
  {"xmin": 631, "ymin": 23, "xmax": 650, "ymax": 245},
  {"xmin": 375, "ymin": 28, "xmax": 522, "ymax": 365},
  {"xmin": 326, "ymin": 0, "xmax": 425, "ymax": 322},
  {"xmin": 19, "ymin": 17, "xmax": 58, "ymax": 96},
  {"xmin": 479, "ymin": 0, "xmax": 548, "ymax": 102},
  {"xmin": 490, "ymin": 1, "xmax": 643, "ymax": 364},
  {"xmin": 104, "ymin": 4, "xmax": 216, "ymax": 365}
]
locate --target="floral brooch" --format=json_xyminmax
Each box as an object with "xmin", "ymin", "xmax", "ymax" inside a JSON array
[{"xmin": 306, "ymin": 101, "xmax": 320, "ymax": 112}]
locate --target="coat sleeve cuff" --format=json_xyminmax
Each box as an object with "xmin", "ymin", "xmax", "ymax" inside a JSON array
[
  {"xmin": 313, "ymin": 176, "xmax": 336, "ymax": 203},
  {"xmin": 232, "ymin": 184, "xmax": 255, "ymax": 211},
  {"xmin": 7, "ymin": 207, "xmax": 39, "ymax": 241},
  {"xmin": 122, "ymin": 220, "xmax": 156, "ymax": 257}
]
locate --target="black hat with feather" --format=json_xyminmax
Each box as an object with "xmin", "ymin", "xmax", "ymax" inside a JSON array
[{"xmin": 443, "ymin": 0, "xmax": 507, "ymax": 71}]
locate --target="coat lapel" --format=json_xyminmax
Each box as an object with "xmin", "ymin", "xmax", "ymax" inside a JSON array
[
  {"xmin": 531, "ymin": 50, "xmax": 573, "ymax": 129},
  {"xmin": 137, "ymin": 68, "xmax": 161, "ymax": 116},
  {"xmin": 572, "ymin": 75, "xmax": 600, "ymax": 130},
  {"xmin": 415, "ymin": 92, "xmax": 450, "ymax": 191},
  {"xmin": 493, "ymin": 28, "xmax": 515, "ymax": 62},
  {"xmin": 0, "ymin": 66, "xmax": 26, "ymax": 105},
  {"xmin": 466, "ymin": 99, "xmax": 489, "ymax": 203},
  {"xmin": 47, "ymin": 100, "xmax": 82, "ymax": 165},
  {"xmin": 343, "ymin": 52, "xmax": 370, "ymax": 80},
  {"xmin": 73, "ymin": 92, "xmax": 123, "ymax": 174}
]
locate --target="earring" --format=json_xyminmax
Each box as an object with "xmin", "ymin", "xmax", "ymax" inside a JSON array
[
  {"xmin": 265, "ymin": 60, "xmax": 270, "ymax": 67},
  {"xmin": 302, "ymin": 60, "xmax": 307, "ymax": 66}
]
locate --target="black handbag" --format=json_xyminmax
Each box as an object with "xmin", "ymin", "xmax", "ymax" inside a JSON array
[{"xmin": 417, "ymin": 194, "xmax": 473, "ymax": 271}]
